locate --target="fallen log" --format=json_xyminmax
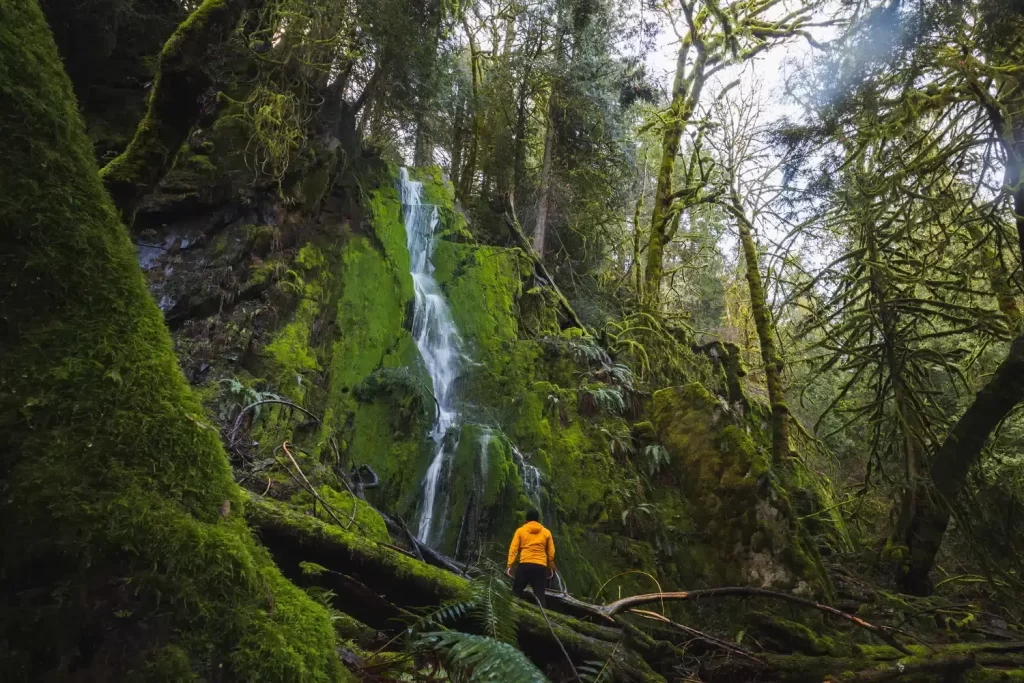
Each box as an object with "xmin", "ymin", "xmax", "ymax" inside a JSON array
[{"xmin": 246, "ymin": 497, "xmax": 664, "ymax": 682}]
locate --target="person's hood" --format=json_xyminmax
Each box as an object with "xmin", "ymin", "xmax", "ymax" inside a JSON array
[{"xmin": 523, "ymin": 521, "xmax": 545, "ymax": 534}]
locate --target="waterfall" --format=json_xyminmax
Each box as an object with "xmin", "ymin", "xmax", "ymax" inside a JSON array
[
  {"xmin": 511, "ymin": 444, "xmax": 543, "ymax": 507},
  {"xmin": 400, "ymin": 168, "xmax": 464, "ymax": 545}
]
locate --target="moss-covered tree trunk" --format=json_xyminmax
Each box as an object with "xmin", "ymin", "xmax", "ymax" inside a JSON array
[
  {"xmin": 99, "ymin": 0, "xmax": 256, "ymax": 227},
  {"xmin": 900, "ymin": 78, "xmax": 1024, "ymax": 593},
  {"xmin": 532, "ymin": 89, "xmax": 557, "ymax": 257},
  {"xmin": 643, "ymin": 36, "xmax": 706, "ymax": 307},
  {"xmin": 0, "ymin": 2, "xmax": 345, "ymax": 679},
  {"xmin": 457, "ymin": 18, "xmax": 482, "ymax": 203},
  {"xmin": 901, "ymin": 335, "xmax": 1024, "ymax": 595},
  {"xmin": 730, "ymin": 196, "xmax": 790, "ymax": 463}
]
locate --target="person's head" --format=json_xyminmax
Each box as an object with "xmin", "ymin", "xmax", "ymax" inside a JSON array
[{"xmin": 525, "ymin": 509, "xmax": 540, "ymax": 523}]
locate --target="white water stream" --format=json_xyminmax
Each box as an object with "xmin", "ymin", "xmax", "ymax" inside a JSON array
[{"xmin": 401, "ymin": 168, "xmax": 464, "ymax": 544}]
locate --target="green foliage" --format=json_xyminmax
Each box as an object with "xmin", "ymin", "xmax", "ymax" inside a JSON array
[
  {"xmin": 215, "ymin": 377, "xmax": 281, "ymax": 423},
  {"xmin": 416, "ymin": 572, "xmax": 518, "ymax": 645},
  {"xmin": 579, "ymin": 384, "xmax": 625, "ymax": 416},
  {"xmin": 416, "ymin": 631, "xmax": 549, "ymax": 683},
  {"xmin": 643, "ymin": 444, "xmax": 670, "ymax": 477}
]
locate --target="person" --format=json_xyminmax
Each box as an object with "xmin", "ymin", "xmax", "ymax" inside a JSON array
[{"xmin": 506, "ymin": 509, "xmax": 555, "ymax": 607}]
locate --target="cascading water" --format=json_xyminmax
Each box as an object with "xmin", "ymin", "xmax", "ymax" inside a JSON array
[
  {"xmin": 400, "ymin": 168, "xmax": 464, "ymax": 545},
  {"xmin": 511, "ymin": 444, "xmax": 543, "ymax": 507}
]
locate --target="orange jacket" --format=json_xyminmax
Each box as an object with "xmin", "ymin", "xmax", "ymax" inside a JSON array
[{"xmin": 507, "ymin": 521, "xmax": 555, "ymax": 568}]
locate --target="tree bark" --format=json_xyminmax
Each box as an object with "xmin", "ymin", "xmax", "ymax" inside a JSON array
[
  {"xmin": 731, "ymin": 197, "xmax": 790, "ymax": 462},
  {"xmin": 643, "ymin": 34, "xmax": 707, "ymax": 307},
  {"xmin": 532, "ymin": 93, "xmax": 557, "ymax": 256},
  {"xmin": 457, "ymin": 19, "xmax": 482, "ymax": 202},
  {"xmin": 99, "ymin": 0, "xmax": 256, "ymax": 227},
  {"xmin": 0, "ymin": 2, "xmax": 341, "ymax": 678},
  {"xmin": 900, "ymin": 335, "xmax": 1024, "ymax": 595}
]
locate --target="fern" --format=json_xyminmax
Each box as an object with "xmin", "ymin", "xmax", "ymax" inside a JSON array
[
  {"xmin": 414, "ymin": 572, "xmax": 518, "ymax": 645},
  {"xmin": 217, "ymin": 379, "xmax": 280, "ymax": 423},
  {"xmin": 600, "ymin": 427, "xmax": 634, "ymax": 458},
  {"xmin": 579, "ymin": 385, "xmax": 625, "ymax": 416},
  {"xmin": 643, "ymin": 444, "xmax": 671, "ymax": 476},
  {"xmin": 416, "ymin": 631, "xmax": 549, "ymax": 683}
]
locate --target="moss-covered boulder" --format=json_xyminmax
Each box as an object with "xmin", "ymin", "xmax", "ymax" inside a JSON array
[{"xmin": 649, "ymin": 383, "xmax": 829, "ymax": 594}]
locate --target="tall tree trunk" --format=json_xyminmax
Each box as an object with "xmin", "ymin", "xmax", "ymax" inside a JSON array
[
  {"xmin": 457, "ymin": 21, "xmax": 482, "ymax": 202},
  {"xmin": 511, "ymin": 76, "xmax": 530, "ymax": 204},
  {"xmin": 450, "ymin": 99, "xmax": 465, "ymax": 188},
  {"xmin": 631, "ymin": 164, "xmax": 648, "ymax": 298},
  {"xmin": 0, "ymin": 1, "xmax": 341, "ymax": 678},
  {"xmin": 511, "ymin": 32, "xmax": 544, "ymax": 206},
  {"xmin": 532, "ymin": 93, "xmax": 557, "ymax": 256},
  {"xmin": 899, "ymin": 111, "xmax": 1024, "ymax": 594},
  {"xmin": 532, "ymin": 13, "xmax": 567, "ymax": 259},
  {"xmin": 731, "ymin": 198, "xmax": 790, "ymax": 462},
  {"xmin": 100, "ymin": 0, "xmax": 258, "ymax": 227},
  {"xmin": 643, "ymin": 36, "xmax": 706, "ymax": 307},
  {"xmin": 900, "ymin": 335, "xmax": 1024, "ymax": 595}
]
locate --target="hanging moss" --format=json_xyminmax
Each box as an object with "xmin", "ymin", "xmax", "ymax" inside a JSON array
[{"xmin": 0, "ymin": 2, "xmax": 346, "ymax": 679}]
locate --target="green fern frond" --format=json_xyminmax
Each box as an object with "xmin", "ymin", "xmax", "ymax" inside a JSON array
[
  {"xmin": 417, "ymin": 631, "xmax": 549, "ymax": 683},
  {"xmin": 413, "ymin": 573, "xmax": 518, "ymax": 645},
  {"xmin": 643, "ymin": 444, "xmax": 671, "ymax": 476}
]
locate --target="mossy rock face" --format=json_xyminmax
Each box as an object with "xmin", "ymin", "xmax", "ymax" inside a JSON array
[
  {"xmin": 0, "ymin": 2, "xmax": 348, "ymax": 679},
  {"xmin": 650, "ymin": 384, "xmax": 827, "ymax": 594},
  {"xmin": 434, "ymin": 425, "xmax": 524, "ymax": 558}
]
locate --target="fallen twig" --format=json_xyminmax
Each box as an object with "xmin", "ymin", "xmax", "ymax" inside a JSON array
[
  {"xmin": 601, "ymin": 587, "xmax": 911, "ymax": 654},
  {"xmin": 281, "ymin": 441, "xmax": 354, "ymax": 530},
  {"xmin": 628, "ymin": 609, "xmax": 762, "ymax": 666},
  {"xmin": 533, "ymin": 594, "xmax": 583, "ymax": 683}
]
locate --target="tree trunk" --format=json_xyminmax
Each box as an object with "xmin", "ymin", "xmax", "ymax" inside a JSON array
[
  {"xmin": 900, "ymin": 334, "xmax": 1024, "ymax": 595},
  {"xmin": 511, "ymin": 75, "xmax": 531, "ymax": 205},
  {"xmin": 457, "ymin": 21, "xmax": 482, "ymax": 202},
  {"xmin": 532, "ymin": 93, "xmax": 556, "ymax": 256},
  {"xmin": 99, "ymin": 0, "xmax": 257, "ymax": 227},
  {"xmin": 643, "ymin": 38, "xmax": 706, "ymax": 307},
  {"xmin": 732, "ymin": 199, "xmax": 790, "ymax": 463},
  {"xmin": 0, "ymin": 2, "xmax": 342, "ymax": 679},
  {"xmin": 450, "ymin": 99, "xmax": 465, "ymax": 188}
]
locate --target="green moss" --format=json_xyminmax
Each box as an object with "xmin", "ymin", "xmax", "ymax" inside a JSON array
[
  {"xmin": 290, "ymin": 485, "xmax": 391, "ymax": 544},
  {"xmin": 0, "ymin": 4, "xmax": 349, "ymax": 678},
  {"xmin": 99, "ymin": 0, "xmax": 250, "ymax": 224},
  {"xmin": 649, "ymin": 384, "xmax": 828, "ymax": 592},
  {"xmin": 247, "ymin": 497, "xmax": 470, "ymax": 600}
]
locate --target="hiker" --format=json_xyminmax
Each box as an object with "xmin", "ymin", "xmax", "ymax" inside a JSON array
[{"xmin": 506, "ymin": 508, "xmax": 555, "ymax": 607}]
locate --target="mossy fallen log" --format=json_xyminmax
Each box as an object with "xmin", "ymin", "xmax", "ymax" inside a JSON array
[
  {"xmin": 246, "ymin": 497, "xmax": 666, "ymax": 682},
  {"xmin": 0, "ymin": 2, "xmax": 345, "ymax": 680}
]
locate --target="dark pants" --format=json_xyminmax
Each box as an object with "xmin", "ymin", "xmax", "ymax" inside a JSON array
[{"xmin": 512, "ymin": 562, "xmax": 548, "ymax": 607}]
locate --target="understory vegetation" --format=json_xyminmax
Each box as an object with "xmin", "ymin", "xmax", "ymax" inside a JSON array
[{"xmin": 3, "ymin": 0, "xmax": 1024, "ymax": 680}]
